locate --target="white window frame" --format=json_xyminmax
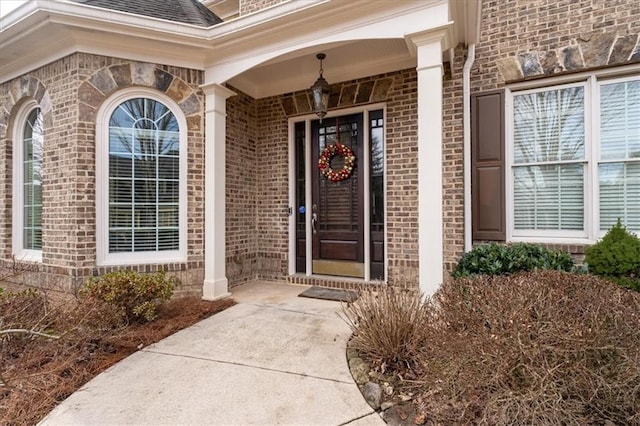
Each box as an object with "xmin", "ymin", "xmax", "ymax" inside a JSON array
[
  {"xmin": 506, "ymin": 66, "xmax": 640, "ymax": 244},
  {"xmin": 12, "ymin": 99, "xmax": 43, "ymax": 263},
  {"xmin": 96, "ymin": 88, "xmax": 188, "ymax": 266}
]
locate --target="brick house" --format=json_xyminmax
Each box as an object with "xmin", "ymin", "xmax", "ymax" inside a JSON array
[{"xmin": 0, "ymin": 0, "xmax": 638, "ymax": 298}]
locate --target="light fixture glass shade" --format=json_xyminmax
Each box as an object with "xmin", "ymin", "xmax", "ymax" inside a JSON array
[
  {"xmin": 311, "ymin": 53, "xmax": 330, "ymax": 121},
  {"xmin": 311, "ymin": 75, "xmax": 330, "ymax": 120}
]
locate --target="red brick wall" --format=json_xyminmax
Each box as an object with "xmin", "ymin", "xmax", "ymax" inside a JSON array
[
  {"xmin": 251, "ymin": 69, "xmax": 429, "ymax": 285},
  {"xmin": 239, "ymin": 0, "xmax": 288, "ymax": 15},
  {"xmin": 0, "ymin": 54, "xmax": 207, "ymax": 296},
  {"xmin": 442, "ymin": 47, "xmax": 467, "ymax": 273},
  {"xmin": 473, "ymin": 0, "xmax": 640, "ymax": 92},
  {"xmin": 254, "ymin": 95, "xmax": 290, "ymax": 281},
  {"xmin": 470, "ymin": 0, "xmax": 640, "ymax": 261},
  {"xmin": 226, "ymin": 87, "xmax": 258, "ymax": 286}
]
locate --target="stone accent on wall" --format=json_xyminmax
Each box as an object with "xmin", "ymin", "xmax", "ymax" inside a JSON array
[
  {"xmin": 1, "ymin": 76, "xmax": 53, "ymax": 139},
  {"xmin": 77, "ymin": 62, "xmax": 201, "ymax": 123},
  {"xmin": 496, "ymin": 30, "xmax": 640, "ymax": 82},
  {"xmin": 280, "ymin": 78, "xmax": 395, "ymax": 117}
]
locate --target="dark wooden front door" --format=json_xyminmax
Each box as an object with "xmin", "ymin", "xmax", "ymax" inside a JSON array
[{"xmin": 311, "ymin": 114, "xmax": 364, "ymax": 277}]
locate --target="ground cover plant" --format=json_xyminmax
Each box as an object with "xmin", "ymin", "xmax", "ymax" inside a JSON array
[
  {"xmin": 345, "ymin": 271, "xmax": 640, "ymax": 425},
  {"xmin": 452, "ymin": 242, "xmax": 574, "ymax": 278},
  {"xmin": 1, "ymin": 274, "xmax": 235, "ymax": 425}
]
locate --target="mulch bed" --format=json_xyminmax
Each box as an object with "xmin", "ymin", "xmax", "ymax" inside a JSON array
[{"xmin": 1, "ymin": 296, "xmax": 235, "ymax": 425}]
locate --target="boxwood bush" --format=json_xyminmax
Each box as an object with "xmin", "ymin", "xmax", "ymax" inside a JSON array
[
  {"xmin": 585, "ymin": 220, "xmax": 640, "ymax": 291},
  {"xmin": 81, "ymin": 270, "xmax": 176, "ymax": 323},
  {"xmin": 453, "ymin": 242, "xmax": 574, "ymax": 278}
]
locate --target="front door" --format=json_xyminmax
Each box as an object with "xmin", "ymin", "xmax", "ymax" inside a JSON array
[{"xmin": 311, "ymin": 114, "xmax": 364, "ymax": 277}]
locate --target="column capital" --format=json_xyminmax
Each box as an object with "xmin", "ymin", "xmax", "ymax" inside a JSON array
[
  {"xmin": 405, "ymin": 23, "xmax": 454, "ymax": 70},
  {"xmin": 405, "ymin": 22, "xmax": 454, "ymax": 49},
  {"xmin": 200, "ymin": 82, "xmax": 237, "ymax": 99}
]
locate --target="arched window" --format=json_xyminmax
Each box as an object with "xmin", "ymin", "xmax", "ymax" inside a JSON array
[
  {"xmin": 13, "ymin": 103, "xmax": 43, "ymax": 261},
  {"xmin": 97, "ymin": 90, "xmax": 187, "ymax": 265}
]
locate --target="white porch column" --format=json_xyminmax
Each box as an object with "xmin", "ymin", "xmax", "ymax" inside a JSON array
[
  {"xmin": 407, "ymin": 28, "xmax": 449, "ymax": 296},
  {"xmin": 201, "ymin": 83, "xmax": 236, "ymax": 300}
]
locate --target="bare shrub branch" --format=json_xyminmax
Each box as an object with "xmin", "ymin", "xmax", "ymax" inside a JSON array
[
  {"xmin": 347, "ymin": 271, "xmax": 640, "ymax": 424},
  {"xmin": 0, "ymin": 329, "xmax": 60, "ymax": 339}
]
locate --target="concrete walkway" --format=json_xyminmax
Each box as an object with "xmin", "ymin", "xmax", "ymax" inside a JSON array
[{"xmin": 40, "ymin": 281, "xmax": 384, "ymax": 426}]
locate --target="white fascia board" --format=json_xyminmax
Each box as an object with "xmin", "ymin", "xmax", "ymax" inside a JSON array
[
  {"xmin": 0, "ymin": 0, "xmax": 328, "ymax": 84},
  {"xmin": 203, "ymin": 0, "xmax": 450, "ymax": 85},
  {"xmin": 1, "ymin": 1, "xmax": 209, "ymax": 46},
  {"xmin": 0, "ymin": 0, "xmax": 212, "ymax": 84},
  {"xmin": 206, "ymin": 0, "xmax": 447, "ymax": 63},
  {"xmin": 71, "ymin": 29, "xmax": 207, "ymax": 69},
  {"xmin": 1, "ymin": 0, "xmax": 453, "ymax": 87}
]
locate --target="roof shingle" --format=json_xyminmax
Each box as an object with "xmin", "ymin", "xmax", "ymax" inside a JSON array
[{"xmin": 70, "ymin": 0, "xmax": 223, "ymax": 27}]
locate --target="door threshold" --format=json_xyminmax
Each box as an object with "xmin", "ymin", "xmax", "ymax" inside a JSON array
[{"xmin": 287, "ymin": 273, "xmax": 385, "ymax": 291}]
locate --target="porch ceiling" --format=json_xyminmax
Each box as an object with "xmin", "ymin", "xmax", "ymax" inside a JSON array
[{"xmin": 226, "ymin": 38, "xmax": 415, "ymax": 99}]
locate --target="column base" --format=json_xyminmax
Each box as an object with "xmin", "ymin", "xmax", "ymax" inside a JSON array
[{"xmin": 202, "ymin": 277, "xmax": 231, "ymax": 301}]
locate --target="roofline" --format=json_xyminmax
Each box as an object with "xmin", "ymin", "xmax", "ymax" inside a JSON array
[{"xmin": 1, "ymin": 0, "xmax": 479, "ymax": 85}]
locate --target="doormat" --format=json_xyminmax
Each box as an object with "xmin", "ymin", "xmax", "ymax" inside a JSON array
[{"xmin": 298, "ymin": 286, "xmax": 359, "ymax": 303}]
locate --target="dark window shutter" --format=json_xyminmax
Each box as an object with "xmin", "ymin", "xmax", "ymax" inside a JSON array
[{"xmin": 471, "ymin": 90, "xmax": 506, "ymax": 241}]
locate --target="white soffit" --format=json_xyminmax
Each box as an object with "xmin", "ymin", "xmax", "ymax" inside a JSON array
[{"xmin": 227, "ymin": 38, "xmax": 415, "ymax": 99}]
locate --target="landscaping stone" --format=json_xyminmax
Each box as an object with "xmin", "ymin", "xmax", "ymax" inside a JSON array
[
  {"xmin": 368, "ymin": 371, "xmax": 387, "ymax": 382},
  {"xmin": 346, "ymin": 348, "xmax": 359, "ymax": 360},
  {"xmin": 383, "ymin": 404, "xmax": 415, "ymax": 426},
  {"xmin": 351, "ymin": 362, "xmax": 370, "ymax": 385},
  {"xmin": 380, "ymin": 401, "xmax": 394, "ymax": 411},
  {"xmin": 348, "ymin": 356, "xmax": 364, "ymax": 370},
  {"xmin": 362, "ymin": 381, "xmax": 382, "ymax": 410}
]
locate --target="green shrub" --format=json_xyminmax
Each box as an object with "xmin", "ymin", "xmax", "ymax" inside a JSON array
[
  {"xmin": 585, "ymin": 220, "xmax": 640, "ymax": 291},
  {"xmin": 81, "ymin": 270, "xmax": 176, "ymax": 323},
  {"xmin": 452, "ymin": 242, "xmax": 574, "ymax": 278}
]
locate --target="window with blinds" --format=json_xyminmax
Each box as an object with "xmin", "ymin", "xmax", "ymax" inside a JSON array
[
  {"xmin": 23, "ymin": 108, "xmax": 44, "ymax": 250},
  {"xmin": 512, "ymin": 85, "xmax": 586, "ymax": 234},
  {"xmin": 108, "ymin": 98, "xmax": 180, "ymax": 253},
  {"xmin": 509, "ymin": 74, "xmax": 640, "ymax": 240},
  {"xmin": 599, "ymin": 78, "xmax": 640, "ymax": 232}
]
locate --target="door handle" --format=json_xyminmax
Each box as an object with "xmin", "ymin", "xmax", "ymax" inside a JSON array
[{"xmin": 311, "ymin": 213, "xmax": 318, "ymax": 234}]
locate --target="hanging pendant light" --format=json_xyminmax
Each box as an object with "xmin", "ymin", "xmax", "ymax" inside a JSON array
[{"xmin": 310, "ymin": 53, "xmax": 330, "ymax": 122}]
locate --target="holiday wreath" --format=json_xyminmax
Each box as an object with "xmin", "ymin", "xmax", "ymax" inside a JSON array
[{"xmin": 318, "ymin": 142, "xmax": 356, "ymax": 182}]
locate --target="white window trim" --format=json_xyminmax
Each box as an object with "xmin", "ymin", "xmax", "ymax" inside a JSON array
[
  {"xmin": 506, "ymin": 67, "xmax": 640, "ymax": 244},
  {"xmin": 593, "ymin": 73, "xmax": 640, "ymax": 240},
  {"xmin": 96, "ymin": 88, "xmax": 188, "ymax": 266},
  {"xmin": 12, "ymin": 99, "xmax": 43, "ymax": 263}
]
